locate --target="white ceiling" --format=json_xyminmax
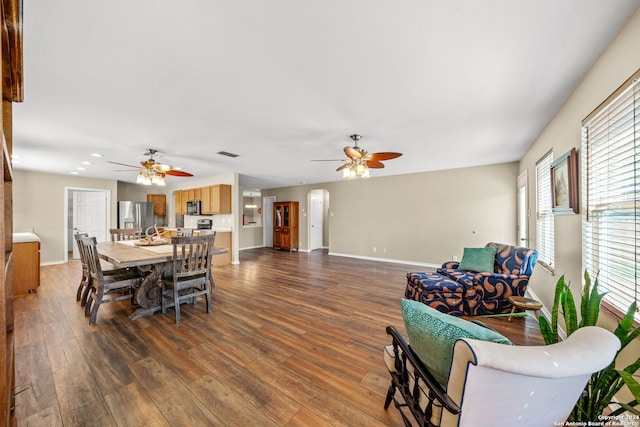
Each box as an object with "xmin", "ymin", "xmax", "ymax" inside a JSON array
[{"xmin": 12, "ymin": 1, "xmax": 639, "ymax": 191}]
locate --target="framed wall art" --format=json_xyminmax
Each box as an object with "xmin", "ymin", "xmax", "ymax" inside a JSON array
[{"xmin": 551, "ymin": 147, "xmax": 579, "ymax": 214}]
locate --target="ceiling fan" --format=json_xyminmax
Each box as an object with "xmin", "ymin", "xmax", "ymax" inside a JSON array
[
  {"xmin": 313, "ymin": 134, "xmax": 403, "ymax": 178},
  {"xmin": 108, "ymin": 148, "xmax": 193, "ymax": 185}
]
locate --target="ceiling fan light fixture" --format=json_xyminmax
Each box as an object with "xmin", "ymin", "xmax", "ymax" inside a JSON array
[{"xmin": 151, "ymin": 173, "xmax": 165, "ymax": 186}]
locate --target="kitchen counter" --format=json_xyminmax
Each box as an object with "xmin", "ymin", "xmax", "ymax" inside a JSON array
[
  {"xmin": 13, "ymin": 232, "xmax": 41, "ymax": 295},
  {"xmin": 13, "ymin": 232, "xmax": 41, "ymax": 243}
]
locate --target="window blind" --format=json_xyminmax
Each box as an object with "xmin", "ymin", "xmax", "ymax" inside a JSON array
[
  {"xmin": 582, "ymin": 70, "xmax": 639, "ymax": 320},
  {"xmin": 536, "ymin": 151, "xmax": 554, "ymax": 270}
]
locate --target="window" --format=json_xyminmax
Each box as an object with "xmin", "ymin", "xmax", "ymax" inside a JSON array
[
  {"xmin": 536, "ymin": 151, "xmax": 554, "ymax": 270},
  {"xmin": 582, "ymin": 69, "xmax": 639, "ymax": 321}
]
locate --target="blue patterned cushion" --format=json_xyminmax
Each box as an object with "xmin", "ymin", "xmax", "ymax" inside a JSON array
[{"xmin": 401, "ymin": 298, "xmax": 512, "ymax": 386}]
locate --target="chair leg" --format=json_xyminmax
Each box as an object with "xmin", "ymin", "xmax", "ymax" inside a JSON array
[
  {"xmin": 89, "ymin": 287, "xmax": 105, "ymax": 325},
  {"xmin": 161, "ymin": 283, "xmax": 167, "ymax": 314},
  {"xmin": 174, "ymin": 288, "xmax": 181, "ymax": 324},
  {"xmin": 204, "ymin": 284, "xmax": 211, "ymax": 314},
  {"xmin": 384, "ymin": 383, "xmax": 396, "ymax": 409},
  {"xmin": 76, "ymin": 276, "xmax": 85, "ymax": 302}
]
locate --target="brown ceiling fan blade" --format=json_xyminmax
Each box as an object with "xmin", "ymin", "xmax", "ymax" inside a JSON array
[
  {"xmin": 344, "ymin": 146, "xmax": 363, "ymax": 159},
  {"xmin": 336, "ymin": 164, "xmax": 348, "ymax": 172},
  {"xmin": 165, "ymin": 170, "xmax": 193, "ymax": 177},
  {"xmin": 366, "ymin": 160, "xmax": 385, "ymax": 169},
  {"xmin": 108, "ymin": 160, "xmax": 140, "ymax": 169},
  {"xmin": 366, "ymin": 152, "xmax": 403, "ymax": 162}
]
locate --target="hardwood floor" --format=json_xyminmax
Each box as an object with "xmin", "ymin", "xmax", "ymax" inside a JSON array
[{"xmin": 13, "ymin": 248, "xmax": 541, "ymax": 426}]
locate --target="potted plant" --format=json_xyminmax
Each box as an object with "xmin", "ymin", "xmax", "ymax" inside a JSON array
[{"xmin": 538, "ymin": 271, "xmax": 640, "ymax": 420}]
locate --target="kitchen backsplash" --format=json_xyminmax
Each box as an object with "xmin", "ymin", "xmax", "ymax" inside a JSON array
[{"xmin": 184, "ymin": 214, "xmax": 233, "ymax": 230}]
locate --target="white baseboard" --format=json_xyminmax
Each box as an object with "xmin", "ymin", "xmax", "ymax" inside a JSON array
[{"xmin": 328, "ymin": 251, "xmax": 440, "ymax": 269}]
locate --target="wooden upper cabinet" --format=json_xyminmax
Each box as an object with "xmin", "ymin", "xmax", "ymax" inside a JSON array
[
  {"xmin": 176, "ymin": 185, "xmax": 231, "ymax": 215},
  {"xmin": 175, "ymin": 190, "xmax": 189, "ymax": 215},
  {"xmin": 200, "ymin": 186, "xmax": 211, "ymax": 213},
  {"xmin": 147, "ymin": 194, "xmax": 166, "ymax": 215},
  {"xmin": 200, "ymin": 184, "xmax": 231, "ymax": 214}
]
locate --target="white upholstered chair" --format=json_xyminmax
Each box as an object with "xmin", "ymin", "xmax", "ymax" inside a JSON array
[{"xmin": 384, "ymin": 325, "xmax": 620, "ymax": 427}]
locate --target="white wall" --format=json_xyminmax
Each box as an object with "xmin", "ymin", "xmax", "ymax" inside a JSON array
[
  {"xmin": 518, "ymin": 6, "xmax": 640, "ymax": 401},
  {"xmin": 263, "ymin": 161, "xmax": 519, "ymax": 265},
  {"xmin": 13, "ymin": 170, "xmax": 118, "ymax": 264}
]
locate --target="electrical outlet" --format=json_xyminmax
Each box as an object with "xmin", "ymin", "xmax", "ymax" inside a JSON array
[
  {"xmin": 372, "ymin": 246, "xmax": 377, "ymax": 253},
  {"xmin": 383, "ymin": 248, "xmax": 387, "ymax": 254},
  {"xmin": 453, "ymin": 255, "xmax": 458, "ymax": 261}
]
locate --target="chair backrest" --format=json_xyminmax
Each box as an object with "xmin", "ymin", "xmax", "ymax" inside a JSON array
[
  {"xmin": 110, "ymin": 228, "xmax": 142, "ymax": 241},
  {"xmin": 170, "ymin": 234, "xmax": 216, "ymax": 281},
  {"xmin": 74, "ymin": 232, "xmax": 90, "ymax": 271},
  {"xmin": 440, "ymin": 326, "xmax": 620, "ymax": 427},
  {"xmin": 79, "ymin": 236, "xmax": 105, "ymax": 283},
  {"xmin": 176, "ymin": 228, "xmax": 193, "ymax": 237},
  {"xmin": 485, "ymin": 242, "xmax": 537, "ymax": 275}
]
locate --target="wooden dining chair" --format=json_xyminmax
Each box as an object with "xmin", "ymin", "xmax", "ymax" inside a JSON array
[
  {"xmin": 161, "ymin": 234, "xmax": 215, "ymax": 323},
  {"xmin": 109, "ymin": 228, "xmax": 142, "ymax": 241},
  {"xmin": 194, "ymin": 230, "xmax": 217, "ymax": 292},
  {"xmin": 81, "ymin": 236, "xmax": 146, "ymax": 325},
  {"xmin": 75, "ymin": 232, "xmax": 131, "ymax": 306}
]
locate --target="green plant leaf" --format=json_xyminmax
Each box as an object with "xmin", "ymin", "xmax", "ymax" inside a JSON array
[
  {"xmin": 582, "ymin": 271, "xmax": 606, "ymax": 327},
  {"xmin": 563, "ymin": 283, "xmax": 579, "ymax": 336},
  {"xmin": 580, "ymin": 270, "xmax": 592, "ymax": 326},
  {"xmin": 538, "ymin": 316, "xmax": 558, "ymax": 345},
  {"xmin": 618, "ymin": 371, "xmax": 640, "ymax": 402},
  {"xmin": 551, "ymin": 275, "xmax": 565, "ymax": 337}
]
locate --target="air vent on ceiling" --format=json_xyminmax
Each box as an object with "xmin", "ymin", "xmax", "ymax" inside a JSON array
[{"xmin": 217, "ymin": 151, "xmax": 239, "ymax": 158}]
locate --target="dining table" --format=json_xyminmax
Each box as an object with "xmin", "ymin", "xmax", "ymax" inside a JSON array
[{"xmin": 97, "ymin": 240, "xmax": 229, "ymax": 320}]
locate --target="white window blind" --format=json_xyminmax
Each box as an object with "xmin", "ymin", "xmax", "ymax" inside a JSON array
[
  {"xmin": 582, "ymin": 70, "xmax": 639, "ymax": 320},
  {"xmin": 536, "ymin": 151, "xmax": 554, "ymax": 270}
]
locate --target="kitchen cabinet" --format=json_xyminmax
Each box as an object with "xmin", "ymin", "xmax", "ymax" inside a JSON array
[
  {"xmin": 273, "ymin": 201, "xmax": 299, "ymax": 252},
  {"xmin": 174, "ymin": 192, "xmax": 183, "ymax": 215},
  {"xmin": 201, "ymin": 184, "xmax": 231, "ymax": 214},
  {"xmin": 212, "ymin": 231, "xmax": 232, "ymax": 266},
  {"xmin": 147, "ymin": 194, "xmax": 166, "ymax": 215},
  {"xmin": 13, "ymin": 235, "xmax": 40, "ymax": 296}
]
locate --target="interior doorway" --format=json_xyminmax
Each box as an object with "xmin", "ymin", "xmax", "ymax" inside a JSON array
[
  {"xmin": 65, "ymin": 188, "xmax": 110, "ymax": 261},
  {"xmin": 308, "ymin": 190, "xmax": 324, "ymax": 251}
]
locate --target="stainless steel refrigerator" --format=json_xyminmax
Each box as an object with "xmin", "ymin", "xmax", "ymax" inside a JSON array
[{"xmin": 117, "ymin": 201, "xmax": 154, "ymax": 230}]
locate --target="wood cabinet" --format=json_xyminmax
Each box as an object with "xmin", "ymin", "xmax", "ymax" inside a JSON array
[
  {"xmin": 147, "ymin": 194, "xmax": 166, "ymax": 215},
  {"xmin": 273, "ymin": 201, "xmax": 299, "ymax": 252},
  {"xmin": 174, "ymin": 190, "xmax": 189, "ymax": 215},
  {"xmin": 174, "ymin": 192, "xmax": 183, "ymax": 215},
  {"xmin": 212, "ymin": 231, "xmax": 232, "ymax": 266},
  {"xmin": 13, "ymin": 240, "xmax": 40, "ymax": 295},
  {"xmin": 175, "ymin": 184, "xmax": 231, "ymax": 216},
  {"xmin": 201, "ymin": 184, "xmax": 231, "ymax": 214}
]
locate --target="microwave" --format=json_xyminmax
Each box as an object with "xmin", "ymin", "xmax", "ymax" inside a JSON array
[{"xmin": 186, "ymin": 200, "xmax": 201, "ymax": 215}]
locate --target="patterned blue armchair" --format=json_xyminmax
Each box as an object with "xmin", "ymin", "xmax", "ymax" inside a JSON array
[{"xmin": 406, "ymin": 242, "xmax": 538, "ymax": 315}]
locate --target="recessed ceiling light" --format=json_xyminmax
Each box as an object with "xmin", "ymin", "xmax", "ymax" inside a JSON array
[
  {"xmin": 81, "ymin": 161, "xmax": 92, "ymax": 165},
  {"xmin": 173, "ymin": 166, "xmax": 182, "ymax": 170},
  {"xmin": 90, "ymin": 153, "xmax": 103, "ymax": 158},
  {"xmin": 70, "ymin": 171, "xmax": 79, "ymax": 175},
  {"xmin": 76, "ymin": 167, "xmax": 86, "ymax": 171}
]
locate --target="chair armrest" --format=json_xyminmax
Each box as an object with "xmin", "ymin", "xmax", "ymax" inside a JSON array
[
  {"xmin": 441, "ymin": 261, "xmax": 460, "ymax": 269},
  {"xmin": 457, "ymin": 326, "xmax": 620, "ymax": 378},
  {"xmin": 385, "ymin": 326, "xmax": 461, "ymax": 414}
]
